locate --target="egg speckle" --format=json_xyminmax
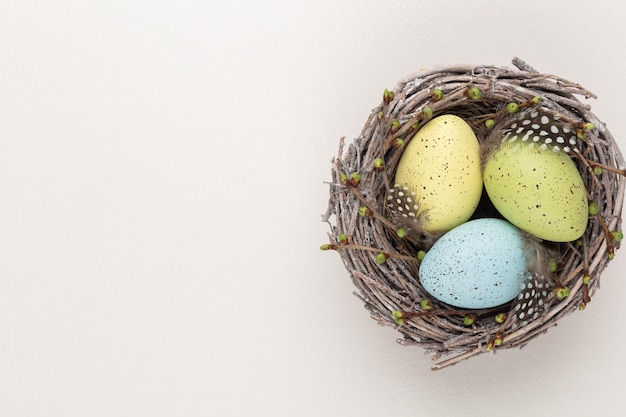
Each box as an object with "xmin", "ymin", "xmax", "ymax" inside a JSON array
[
  {"xmin": 419, "ymin": 218, "xmax": 532, "ymax": 309},
  {"xmin": 394, "ymin": 115, "xmax": 483, "ymax": 234},
  {"xmin": 483, "ymin": 140, "xmax": 588, "ymax": 242}
]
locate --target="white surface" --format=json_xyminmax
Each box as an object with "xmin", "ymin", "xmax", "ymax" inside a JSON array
[{"xmin": 1, "ymin": 1, "xmax": 626, "ymax": 416}]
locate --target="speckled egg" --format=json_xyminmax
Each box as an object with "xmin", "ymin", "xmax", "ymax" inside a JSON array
[
  {"xmin": 394, "ymin": 115, "xmax": 483, "ymax": 235},
  {"xmin": 419, "ymin": 218, "xmax": 532, "ymax": 309},
  {"xmin": 483, "ymin": 140, "xmax": 588, "ymax": 242}
]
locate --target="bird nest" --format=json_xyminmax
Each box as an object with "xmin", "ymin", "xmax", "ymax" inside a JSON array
[{"xmin": 321, "ymin": 58, "xmax": 625, "ymax": 370}]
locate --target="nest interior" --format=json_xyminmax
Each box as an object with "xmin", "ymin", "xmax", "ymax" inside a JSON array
[{"xmin": 322, "ymin": 58, "xmax": 625, "ymax": 370}]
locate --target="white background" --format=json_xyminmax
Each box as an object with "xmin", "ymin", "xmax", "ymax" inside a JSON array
[{"xmin": 2, "ymin": 1, "xmax": 626, "ymax": 416}]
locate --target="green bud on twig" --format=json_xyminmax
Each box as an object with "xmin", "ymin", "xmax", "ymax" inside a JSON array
[
  {"xmin": 467, "ymin": 86, "xmax": 482, "ymax": 100},
  {"xmin": 383, "ymin": 88, "xmax": 395, "ymax": 104},
  {"xmin": 349, "ymin": 172, "xmax": 361, "ymax": 187},
  {"xmin": 494, "ymin": 312, "xmax": 507, "ymax": 324},
  {"xmin": 375, "ymin": 252, "xmax": 388, "ymax": 264},
  {"xmin": 431, "ymin": 88, "xmax": 443, "ymax": 101},
  {"xmin": 392, "ymin": 138, "xmax": 405, "ymax": 149},
  {"xmin": 556, "ymin": 286, "xmax": 570, "ymax": 300},
  {"xmin": 463, "ymin": 314, "xmax": 476, "ymax": 326},
  {"xmin": 390, "ymin": 119, "xmax": 401, "ymax": 132},
  {"xmin": 507, "ymin": 102, "xmax": 519, "ymax": 114}
]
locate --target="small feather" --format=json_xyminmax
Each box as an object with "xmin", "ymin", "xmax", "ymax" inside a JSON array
[
  {"xmin": 504, "ymin": 233, "xmax": 556, "ymax": 329},
  {"xmin": 482, "ymin": 108, "xmax": 581, "ymax": 167},
  {"xmin": 386, "ymin": 184, "xmax": 439, "ymax": 248}
]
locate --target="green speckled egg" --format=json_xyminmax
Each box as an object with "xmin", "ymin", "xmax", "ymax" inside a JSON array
[
  {"xmin": 394, "ymin": 115, "xmax": 483, "ymax": 234},
  {"xmin": 483, "ymin": 141, "xmax": 588, "ymax": 242}
]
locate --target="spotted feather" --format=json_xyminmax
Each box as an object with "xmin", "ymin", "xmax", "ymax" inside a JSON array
[
  {"xmin": 507, "ymin": 272, "xmax": 554, "ymax": 329},
  {"xmin": 501, "ymin": 234, "xmax": 556, "ymax": 330},
  {"xmin": 500, "ymin": 109, "xmax": 581, "ymax": 154},
  {"xmin": 386, "ymin": 184, "xmax": 438, "ymax": 248}
]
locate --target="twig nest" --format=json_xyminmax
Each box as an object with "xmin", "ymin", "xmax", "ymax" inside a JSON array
[{"xmin": 321, "ymin": 58, "xmax": 625, "ymax": 370}]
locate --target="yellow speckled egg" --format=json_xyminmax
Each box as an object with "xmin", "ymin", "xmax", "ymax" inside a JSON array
[
  {"xmin": 394, "ymin": 115, "xmax": 483, "ymax": 234},
  {"xmin": 483, "ymin": 141, "xmax": 588, "ymax": 242}
]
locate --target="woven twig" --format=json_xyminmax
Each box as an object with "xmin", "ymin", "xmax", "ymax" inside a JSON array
[{"xmin": 322, "ymin": 58, "xmax": 625, "ymax": 370}]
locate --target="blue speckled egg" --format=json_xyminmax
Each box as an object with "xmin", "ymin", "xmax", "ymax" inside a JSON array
[{"xmin": 419, "ymin": 218, "xmax": 532, "ymax": 309}]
